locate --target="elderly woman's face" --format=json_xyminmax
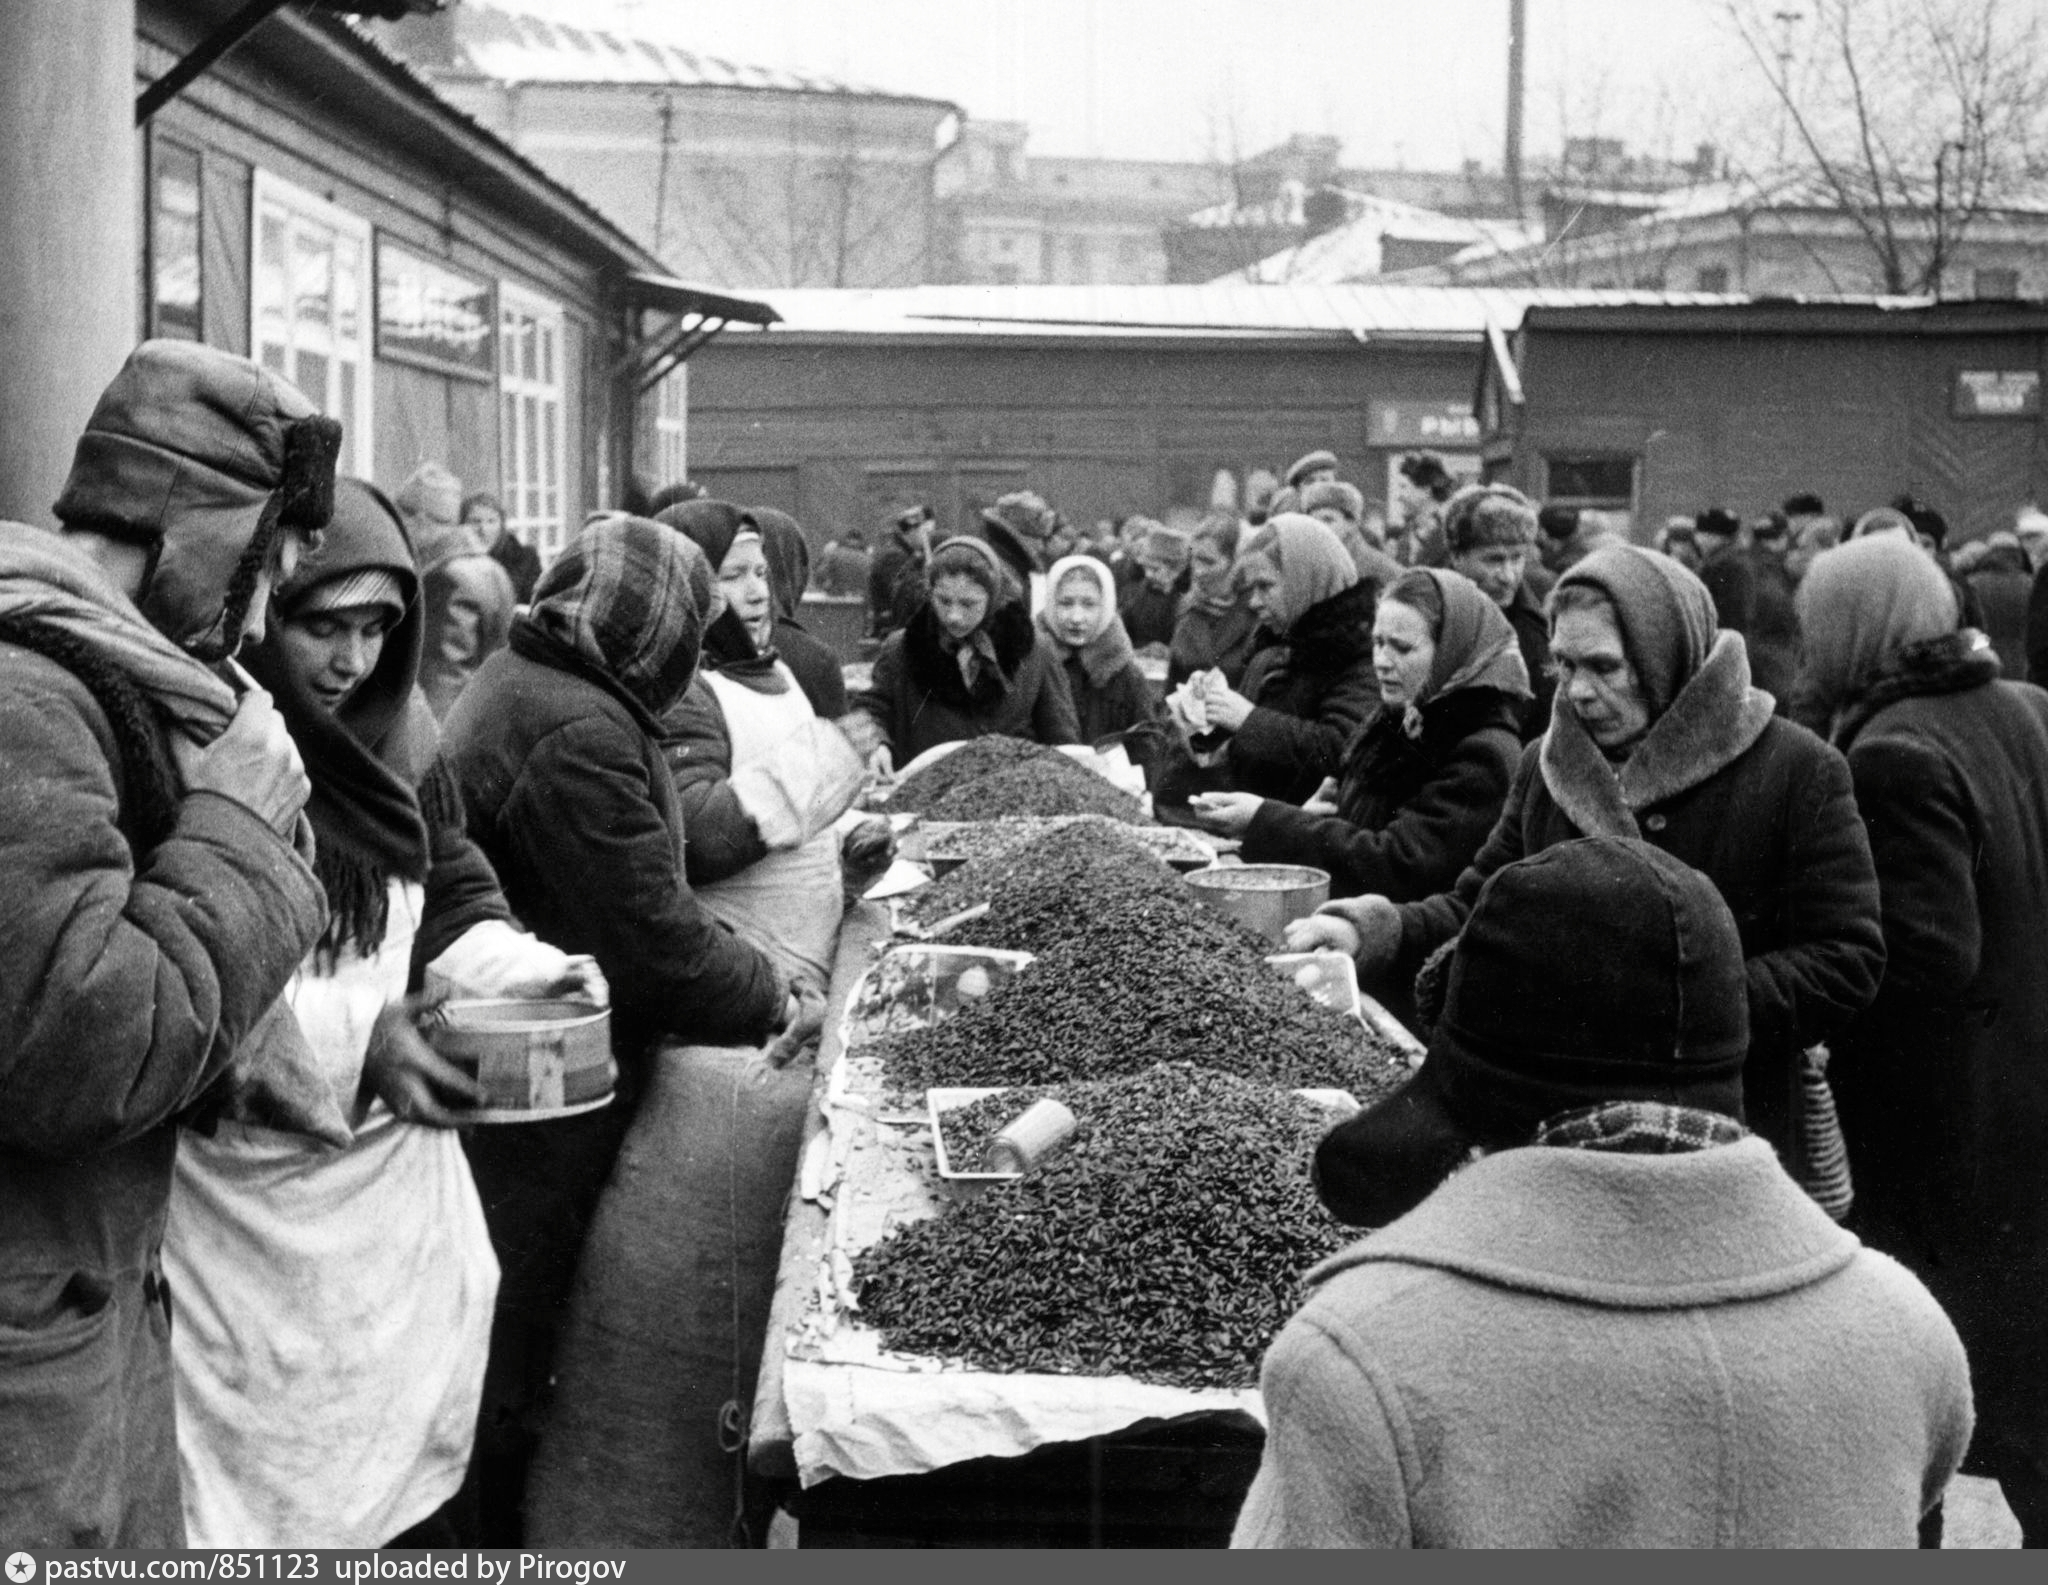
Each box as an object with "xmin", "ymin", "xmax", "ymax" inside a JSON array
[
  {"xmin": 931, "ymin": 572, "xmax": 991, "ymax": 641},
  {"xmin": 1242, "ymin": 560, "xmax": 1285, "ymax": 627},
  {"xmin": 1550, "ymin": 603, "xmax": 1652, "ymax": 751},
  {"xmin": 717, "ymin": 535, "xmax": 775, "ymax": 646},
  {"xmin": 1372, "ymin": 599, "xmax": 1437, "ymax": 709}
]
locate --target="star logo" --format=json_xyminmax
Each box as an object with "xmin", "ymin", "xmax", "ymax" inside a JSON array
[{"xmin": 6, "ymin": 1553, "xmax": 36, "ymax": 1584}]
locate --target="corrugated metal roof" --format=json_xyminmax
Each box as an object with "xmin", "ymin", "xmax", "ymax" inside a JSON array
[
  {"xmin": 444, "ymin": 0, "xmax": 951, "ymax": 104},
  {"xmin": 729, "ymin": 284, "xmax": 1760, "ymax": 341}
]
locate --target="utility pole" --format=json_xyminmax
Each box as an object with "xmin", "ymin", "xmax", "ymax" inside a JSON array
[
  {"xmin": 652, "ymin": 93, "xmax": 676, "ymax": 264},
  {"xmin": 1772, "ymin": 9, "xmax": 1803, "ymax": 171},
  {"xmin": 1505, "ymin": 0, "xmax": 1526, "ymax": 217}
]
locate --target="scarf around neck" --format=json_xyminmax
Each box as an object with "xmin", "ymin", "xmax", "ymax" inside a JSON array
[{"xmin": 1539, "ymin": 630, "xmax": 1775, "ymax": 839}]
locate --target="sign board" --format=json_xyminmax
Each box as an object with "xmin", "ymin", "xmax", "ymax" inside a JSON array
[
  {"xmin": 376, "ymin": 238, "xmax": 495, "ymax": 381},
  {"xmin": 1368, "ymin": 399, "xmax": 1482, "ymax": 448},
  {"xmin": 1953, "ymin": 369, "xmax": 2041, "ymax": 419}
]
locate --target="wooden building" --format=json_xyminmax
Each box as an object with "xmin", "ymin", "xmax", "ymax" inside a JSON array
[
  {"xmin": 1477, "ymin": 300, "xmax": 2048, "ymax": 539},
  {"xmin": 684, "ymin": 284, "xmax": 1712, "ymax": 545},
  {"xmin": 129, "ymin": 0, "xmax": 771, "ymax": 561}
]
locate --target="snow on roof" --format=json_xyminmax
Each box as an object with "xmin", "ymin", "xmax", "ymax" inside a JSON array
[
  {"xmin": 445, "ymin": 1, "xmax": 948, "ymax": 101},
  {"xmin": 1224, "ymin": 195, "xmax": 1537, "ymax": 285}
]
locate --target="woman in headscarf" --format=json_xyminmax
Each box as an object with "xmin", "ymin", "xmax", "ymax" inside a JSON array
[
  {"xmin": 524, "ymin": 503, "xmax": 865, "ymax": 1547},
  {"xmin": 416, "ymin": 519, "xmax": 516, "ymax": 723},
  {"xmin": 438, "ymin": 515, "xmax": 797, "ymax": 1545},
  {"xmin": 1191, "ymin": 568, "xmax": 1526, "ymax": 902},
  {"xmin": 1168, "ymin": 511, "xmax": 1260, "ymax": 688},
  {"xmin": 162, "ymin": 479, "xmax": 601, "ymax": 1548},
  {"xmin": 1797, "ymin": 533, "xmax": 2048, "ymax": 1546},
  {"xmin": 851, "ymin": 532, "xmax": 1081, "ymax": 768},
  {"xmin": 1118, "ymin": 519, "xmax": 1193, "ymax": 649},
  {"xmin": 1159, "ymin": 513, "xmax": 1381, "ymax": 810},
  {"xmin": 656, "ymin": 501, "xmax": 867, "ymax": 987},
  {"xmin": 1293, "ymin": 543, "xmax": 1884, "ymax": 1190},
  {"xmin": 749, "ymin": 504, "xmax": 848, "ymax": 719},
  {"xmin": 1036, "ymin": 552, "xmax": 1157, "ymax": 741}
]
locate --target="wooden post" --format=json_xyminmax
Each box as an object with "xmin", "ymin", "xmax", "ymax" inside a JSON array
[{"xmin": 0, "ymin": 0, "xmax": 136, "ymax": 526}]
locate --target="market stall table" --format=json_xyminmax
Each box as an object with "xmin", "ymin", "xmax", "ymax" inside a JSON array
[{"xmin": 747, "ymin": 896, "xmax": 1421, "ymax": 1546}]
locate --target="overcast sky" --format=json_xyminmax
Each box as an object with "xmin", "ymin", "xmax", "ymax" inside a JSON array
[{"xmin": 500, "ymin": 0, "xmax": 1764, "ymax": 171}]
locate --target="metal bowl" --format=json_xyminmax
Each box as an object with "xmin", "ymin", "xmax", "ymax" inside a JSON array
[{"xmin": 1184, "ymin": 864, "xmax": 1332, "ymax": 943}]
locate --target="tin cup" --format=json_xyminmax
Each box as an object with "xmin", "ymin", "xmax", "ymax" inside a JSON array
[{"xmin": 983, "ymin": 1097, "xmax": 1079, "ymax": 1176}]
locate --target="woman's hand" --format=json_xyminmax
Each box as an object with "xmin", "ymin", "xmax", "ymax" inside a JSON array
[
  {"xmin": 1202, "ymin": 683, "xmax": 1255, "ymax": 733},
  {"xmin": 1282, "ymin": 914, "xmax": 1361, "ymax": 956},
  {"xmin": 1302, "ymin": 777, "xmax": 1341, "ymax": 817},
  {"xmin": 764, "ymin": 976, "xmax": 827, "ymax": 1069},
  {"xmin": 1286, "ymin": 895, "xmax": 1406, "ymax": 973},
  {"xmin": 364, "ymin": 994, "xmax": 484, "ymax": 1128},
  {"xmin": 835, "ymin": 712, "xmax": 886, "ymax": 762},
  {"xmin": 1187, "ymin": 790, "xmax": 1263, "ymax": 836}
]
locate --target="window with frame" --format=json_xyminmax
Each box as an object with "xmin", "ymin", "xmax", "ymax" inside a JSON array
[
  {"xmin": 653, "ymin": 366, "xmax": 688, "ymax": 492},
  {"xmin": 149, "ymin": 138, "xmax": 202, "ymax": 341},
  {"xmin": 251, "ymin": 171, "xmax": 372, "ymax": 477},
  {"xmin": 1544, "ymin": 454, "xmax": 1636, "ymax": 507},
  {"xmin": 499, "ymin": 284, "xmax": 568, "ymax": 558}
]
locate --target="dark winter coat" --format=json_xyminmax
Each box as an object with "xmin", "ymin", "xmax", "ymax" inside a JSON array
[
  {"xmin": 1825, "ymin": 635, "xmax": 2048, "ymax": 1477},
  {"xmin": 1119, "ymin": 573, "xmax": 1187, "ymax": 650},
  {"xmin": 772, "ymin": 619, "xmax": 848, "ymax": 719},
  {"xmin": 1963, "ymin": 542, "xmax": 2032, "ymax": 682},
  {"xmin": 0, "ymin": 644, "xmax": 324, "ymax": 1547},
  {"xmin": 853, "ymin": 600, "xmax": 1082, "ymax": 761},
  {"xmin": 1241, "ymin": 688, "xmax": 1522, "ymax": 901},
  {"xmin": 1213, "ymin": 580, "xmax": 1383, "ymax": 804},
  {"xmin": 1389, "ymin": 641, "xmax": 1885, "ymax": 1177},
  {"xmin": 440, "ymin": 635, "xmax": 785, "ymax": 1064},
  {"xmin": 1059, "ymin": 651, "xmax": 1156, "ymax": 743},
  {"xmin": 866, "ymin": 527, "xmax": 926, "ymax": 640},
  {"xmin": 1700, "ymin": 544, "xmax": 1800, "ymax": 709},
  {"xmin": 1501, "ymin": 577, "xmax": 1555, "ymax": 742},
  {"xmin": 488, "ymin": 533, "xmax": 544, "ymax": 606},
  {"xmin": 1167, "ymin": 595, "xmax": 1259, "ymax": 688},
  {"xmin": 660, "ymin": 673, "xmax": 770, "ymax": 887}
]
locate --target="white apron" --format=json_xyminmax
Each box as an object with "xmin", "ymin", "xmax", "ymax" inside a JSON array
[
  {"xmin": 163, "ymin": 880, "xmax": 500, "ymax": 1547},
  {"xmin": 697, "ymin": 665, "xmax": 857, "ymax": 985}
]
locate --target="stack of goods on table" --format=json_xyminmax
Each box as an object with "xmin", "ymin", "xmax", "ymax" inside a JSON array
[{"xmin": 846, "ymin": 817, "xmax": 1412, "ymax": 1390}]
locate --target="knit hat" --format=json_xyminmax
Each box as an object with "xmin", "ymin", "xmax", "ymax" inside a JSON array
[
  {"xmin": 1285, "ymin": 449, "xmax": 1340, "ymax": 488},
  {"xmin": 55, "ymin": 340, "xmax": 342, "ymax": 660},
  {"xmin": 1552, "ymin": 544, "xmax": 1717, "ymax": 718},
  {"xmin": 1313, "ymin": 838, "xmax": 1749, "ymax": 1226},
  {"xmin": 394, "ymin": 463, "xmax": 463, "ymax": 532},
  {"xmin": 1300, "ymin": 479, "xmax": 1365, "ymax": 524},
  {"xmin": 1444, "ymin": 484, "xmax": 1539, "ymax": 555},
  {"xmin": 1794, "ymin": 532, "xmax": 1960, "ymax": 720}
]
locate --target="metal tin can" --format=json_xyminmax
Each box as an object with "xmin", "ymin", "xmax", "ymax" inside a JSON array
[{"xmin": 983, "ymin": 1097, "xmax": 1078, "ymax": 1176}]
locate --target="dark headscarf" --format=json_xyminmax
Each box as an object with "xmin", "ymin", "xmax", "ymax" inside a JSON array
[
  {"xmin": 241, "ymin": 477, "xmax": 434, "ymax": 958},
  {"xmin": 657, "ymin": 497, "xmax": 784, "ymax": 687},
  {"xmin": 1384, "ymin": 568, "xmax": 1531, "ymax": 737},
  {"xmin": 520, "ymin": 512, "xmax": 718, "ymax": 728},
  {"xmin": 1551, "ymin": 544, "xmax": 1716, "ymax": 718},
  {"xmin": 751, "ymin": 506, "xmax": 813, "ymax": 624}
]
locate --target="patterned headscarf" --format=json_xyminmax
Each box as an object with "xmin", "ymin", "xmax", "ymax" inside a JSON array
[{"xmin": 526, "ymin": 512, "xmax": 720, "ymax": 720}]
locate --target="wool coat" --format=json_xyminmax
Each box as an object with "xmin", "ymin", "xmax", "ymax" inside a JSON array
[
  {"xmin": 1389, "ymin": 639, "xmax": 1885, "ymax": 1176},
  {"xmin": 853, "ymin": 599, "xmax": 1081, "ymax": 761},
  {"xmin": 1216, "ymin": 579, "xmax": 1383, "ymax": 804},
  {"xmin": 1962, "ymin": 543, "xmax": 2031, "ymax": 683},
  {"xmin": 1241, "ymin": 688, "xmax": 1522, "ymax": 902},
  {"xmin": 1232, "ymin": 1139, "xmax": 1972, "ymax": 1548},
  {"xmin": 0, "ymin": 643, "xmax": 324, "ymax": 1547},
  {"xmin": 1825, "ymin": 639, "xmax": 2048, "ymax": 1499},
  {"xmin": 1700, "ymin": 544, "xmax": 1800, "ymax": 709},
  {"xmin": 1501, "ymin": 576, "xmax": 1556, "ymax": 742},
  {"xmin": 1167, "ymin": 594, "xmax": 1259, "ymax": 689}
]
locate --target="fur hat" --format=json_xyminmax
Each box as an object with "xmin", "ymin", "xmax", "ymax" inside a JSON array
[
  {"xmin": 1285, "ymin": 449, "xmax": 1340, "ymax": 488},
  {"xmin": 1300, "ymin": 479, "xmax": 1365, "ymax": 524},
  {"xmin": 55, "ymin": 339, "xmax": 342, "ymax": 660},
  {"xmin": 394, "ymin": 463, "xmax": 463, "ymax": 532},
  {"xmin": 1694, "ymin": 507, "xmax": 1742, "ymax": 540},
  {"xmin": 1398, "ymin": 451, "xmax": 1453, "ymax": 491},
  {"xmin": 1444, "ymin": 484, "xmax": 1538, "ymax": 555},
  {"xmin": 1313, "ymin": 838, "xmax": 1748, "ymax": 1226}
]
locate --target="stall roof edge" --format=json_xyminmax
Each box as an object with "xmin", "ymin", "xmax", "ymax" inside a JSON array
[
  {"xmin": 1518, "ymin": 298, "xmax": 2048, "ymax": 336},
  {"xmin": 621, "ymin": 273, "xmax": 780, "ymax": 326}
]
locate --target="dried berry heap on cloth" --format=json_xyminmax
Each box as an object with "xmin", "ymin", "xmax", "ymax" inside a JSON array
[
  {"xmin": 857, "ymin": 1064, "xmax": 1351, "ymax": 1388},
  {"xmin": 889, "ymin": 734, "xmax": 1141, "ymax": 823},
  {"xmin": 903, "ymin": 818, "xmax": 1173, "ymax": 942},
  {"xmin": 878, "ymin": 830, "xmax": 1408, "ymax": 1094}
]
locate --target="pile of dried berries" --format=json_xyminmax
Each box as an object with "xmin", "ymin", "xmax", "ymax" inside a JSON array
[
  {"xmin": 857, "ymin": 1064, "xmax": 1351, "ymax": 1388},
  {"xmin": 923, "ymin": 756, "xmax": 1142, "ymax": 823},
  {"xmin": 887, "ymin": 736, "xmax": 1063, "ymax": 813},
  {"xmin": 934, "ymin": 1086, "xmax": 1054, "ymax": 1170},
  {"xmin": 902, "ymin": 819, "xmax": 1170, "ymax": 940},
  {"xmin": 916, "ymin": 816, "xmax": 1213, "ymax": 871},
  {"xmin": 878, "ymin": 856, "xmax": 1409, "ymax": 1095}
]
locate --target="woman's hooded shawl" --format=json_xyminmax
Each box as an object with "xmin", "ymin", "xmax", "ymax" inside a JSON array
[
  {"xmin": 1241, "ymin": 513, "xmax": 1360, "ymax": 635},
  {"xmin": 1039, "ymin": 553, "xmax": 1138, "ymax": 686},
  {"xmin": 657, "ymin": 498, "xmax": 786, "ymax": 690},
  {"xmin": 1394, "ymin": 567, "xmax": 1532, "ymax": 735},
  {"xmin": 1795, "ymin": 532, "xmax": 1961, "ymax": 726}
]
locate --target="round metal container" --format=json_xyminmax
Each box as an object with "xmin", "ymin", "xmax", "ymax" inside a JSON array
[
  {"xmin": 1184, "ymin": 864, "xmax": 1332, "ymax": 944},
  {"xmin": 426, "ymin": 999, "xmax": 615, "ymax": 1123}
]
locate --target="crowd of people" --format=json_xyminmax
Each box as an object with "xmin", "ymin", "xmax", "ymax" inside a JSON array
[{"xmin": 1, "ymin": 341, "xmax": 2043, "ymax": 1550}]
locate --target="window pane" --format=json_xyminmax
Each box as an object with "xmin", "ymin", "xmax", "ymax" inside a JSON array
[
  {"xmin": 257, "ymin": 213, "xmax": 289, "ymax": 331},
  {"xmin": 334, "ymin": 235, "xmax": 361, "ymax": 342},
  {"xmin": 260, "ymin": 341, "xmax": 289, "ymax": 376},
  {"xmin": 543, "ymin": 403, "xmax": 558, "ymax": 490},
  {"xmin": 151, "ymin": 142, "xmax": 202, "ymax": 341},
  {"xmin": 539, "ymin": 323, "xmax": 555, "ymax": 386},
  {"xmin": 523, "ymin": 395, "xmax": 540, "ymax": 519},
  {"xmin": 294, "ymin": 350, "xmax": 330, "ymax": 409},
  {"xmin": 1545, "ymin": 455, "xmax": 1635, "ymax": 502},
  {"xmin": 293, "ymin": 226, "xmax": 332, "ymax": 331}
]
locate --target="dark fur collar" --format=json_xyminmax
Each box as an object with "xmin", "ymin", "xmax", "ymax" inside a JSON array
[
  {"xmin": 1833, "ymin": 629, "xmax": 2001, "ymax": 750},
  {"xmin": 1540, "ymin": 630, "xmax": 1775, "ymax": 838},
  {"xmin": 903, "ymin": 599, "xmax": 1037, "ymax": 710},
  {"xmin": 1275, "ymin": 579, "xmax": 1378, "ymax": 677}
]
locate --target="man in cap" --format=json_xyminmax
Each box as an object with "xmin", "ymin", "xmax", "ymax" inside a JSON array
[
  {"xmin": 0, "ymin": 341, "xmax": 336, "ymax": 1545},
  {"xmin": 1238, "ymin": 838, "xmax": 1971, "ymax": 1548},
  {"xmin": 1284, "ymin": 449, "xmax": 1340, "ymax": 492},
  {"xmin": 1442, "ymin": 484, "xmax": 1553, "ymax": 741}
]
